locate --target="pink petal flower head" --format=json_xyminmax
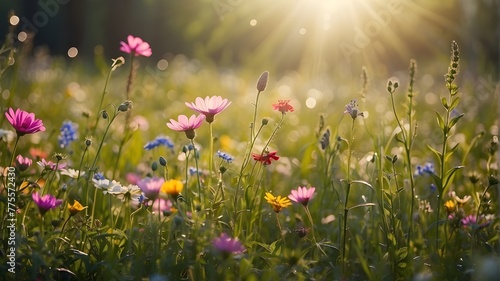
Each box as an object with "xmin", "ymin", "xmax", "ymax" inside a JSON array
[
  {"xmin": 212, "ymin": 233, "xmax": 245, "ymax": 257},
  {"xmin": 32, "ymin": 192, "xmax": 62, "ymax": 216},
  {"xmin": 166, "ymin": 114, "xmax": 205, "ymax": 139},
  {"xmin": 151, "ymin": 198, "xmax": 174, "ymax": 216},
  {"xmin": 252, "ymin": 151, "xmax": 279, "ymax": 165},
  {"xmin": 137, "ymin": 176, "xmax": 164, "ymax": 201},
  {"xmin": 120, "ymin": 35, "xmax": 152, "ymax": 57},
  {"xmin": 37, "ymin": 158, "xmax": 68, "ymax": 171},
  {"xmin": 5, "ymin": 108, "xmax": 46, "ymax": 136},
  {"xmin": 16, "ymin": 155, "xmax": 32, "ymax": 171},
  {"xmin": 272, "ymin": 100, "xmax": 294, "ymax": 114},
  {"xmin": 185, "ymin": 96, "xmax": 231, "ymax": 123},
  {"xmin": 288, "ymin": 186, "xmax": 316, "ymax": 206}
]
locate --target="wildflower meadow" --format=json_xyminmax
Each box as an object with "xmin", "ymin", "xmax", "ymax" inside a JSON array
[{"xmin": 1, "ymin": 3, "xmax": 500, "ymax": 281}]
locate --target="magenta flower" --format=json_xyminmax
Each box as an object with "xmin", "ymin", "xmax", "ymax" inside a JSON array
[
  {"xmin": 16, "ymin": 155, "xmax": 32, "ymax": 171},
  {"xmin": 185, "ymin": 96, "xmax": 231, "ymax": 123},
  {"xmin": 5, "ymin": 108, "xmax": 46, "ymax": 136},
  {"xmin": 167, "ymin": 114, "xmax": 205, "ymax": 139},
  {"xmin": 288, "ymin": 186, "xmax": 316, "ymax": 206},
  {"xmin": 120, "ymin": 35, "xmax": 152, "ymax": 57},
  {"xmin": 137, "ymin": 176, "xmax": 164, "ymax": 201},
  {"xmin": 32, "ymin": 192, "xmax": 62, "ymax": 216},
  {"xmin": 212, "ymin": 233, "xmax": 245, "ymax": 257}
]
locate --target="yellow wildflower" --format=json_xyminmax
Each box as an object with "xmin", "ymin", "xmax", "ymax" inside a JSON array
[
  {"xmin": 264, "ymin": 192, "xmax": 292, "ymax": 213},
  {"xmin": 67, "ymin": 200, "xmax": 87, "ymax": 216},
  {"xmin": 161, "ymin": 179, "xmax": 184, "ymax": 197},
  {"xmin": 444, "ymin": 200, "xmax": 455, "ymax": 214}
]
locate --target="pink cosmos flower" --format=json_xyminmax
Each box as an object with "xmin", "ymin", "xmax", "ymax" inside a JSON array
[
  {"xmin": 185, "ymin": 96, "xmax": 231, "ymax": 123},
  {"xmin": 252, "ymin": 151, "xmax": 279, "ymax": 165},
  {"xmin": 272, "ymin": 100, "xmax": 294, "ymax": 113},
  {"xmin": 32, "ymin": 192, "xmax": 62, "ymax": 216},
  {"xmin": 16, "ymin": 155, "xmax": 32, "ymax": 171},
  {"xmin": 151, "ymin": 198, "xmax": 174, "ymax": 216},
  {"xmin": 120, "ymin": 35, "xmax": 152, "ymax": 57},
  {"xmin": 167, "ymin": 114, "xmax": 205, "ymax": 139},
  {"xmin": 212, "ymin": 233, "xmax": 245, "ymax": 257},
  {"xmin": 137, "ymin": 176, "xmax": 164, "ymax": 201},
  {"xmin": 37, "ymin": 158, "xmax": 68, "ymax": 171},
  {"xmin": 5, "ymin": 108, "xmax": 46, "ymax": 136},
  {"xmin": 288, "ymin": 186, "xmax": 316, "ymax": 206}
]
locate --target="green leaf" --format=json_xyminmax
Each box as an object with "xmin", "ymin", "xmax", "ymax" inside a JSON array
[
  {"xmin": 351, "ymin": 180, "xmax": 374, "ymax": 191},
  {"xmin": 449, "ymin": 113, "xmax": 464, "ymax": 129},
  {"xmin": 430, "ymin": 173, "xmax": 443, "ymax": 194},
  {"xmin": 434, "ymin": 110, "xmax": 445, "ymax": 130},
  {"xmin": 427, "ymin": 144, "xmax": 443, "ymax": 160},
  {"xmin": 396, "ymin": 247, "xmax": 408, "ymax": 260},
  {"xmin": 349, "ymin": 203, "xmax": 376, "ymax": 211},
  {"xmin": 442, "ymin": 166, "xmax": 464, "ymax": 195},
  {"xmin": 441, "ymin": 97, "xmax": 449, "ymax": 109},
  {"xmin": 444, "ymin": 142, "xmax": 460, "ymax": 162},
  {"xmin": 449, "ymin": 96, "xmax": 460, "ymax": 110}
]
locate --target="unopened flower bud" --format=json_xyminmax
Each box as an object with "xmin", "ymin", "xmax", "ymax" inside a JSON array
[
  {"xmin": 151, "ymin": 161, "xmax": 158, "ymax": 171},
  {"xmin": 159, "ymin": 156, "xmax": 167, "ymax": 167},
  {"xmin": 54, "ymin": 153, "xmax": 65, "ymax": 161},
  {"xmin": 262, "ymin": 118, "xmax": 269, "ymax": 126},
  {"xmin": 256, "ymin": 71, "xmax": 269, "ymax": 92},
  {"xmin": 118, "ymin": 101, "xmax": 133, "ymax": 112},
  {"xmin": 102, "ymin": 110, "xmax": 108, "ymax": 119},
  {"xmin": 85, "ymin": 137, "xmax": 93, "ymax": 147},
  {"xmin": 219, "ymin": 166, "xmax": 227, "ymax": 174},
  {"xmin": 182, "ymin": 145, "xmax": 189, "ymax": 154}
]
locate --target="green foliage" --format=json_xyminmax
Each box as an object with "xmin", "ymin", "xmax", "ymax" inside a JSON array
[{"xmin": 0, "ymin": 35, "xmax": 498, "ymax": 281}]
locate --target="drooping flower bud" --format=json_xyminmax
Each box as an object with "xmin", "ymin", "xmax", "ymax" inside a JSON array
[{"xmin": 256, "ymin": 71, "xmax": 269, "ymax": 92}]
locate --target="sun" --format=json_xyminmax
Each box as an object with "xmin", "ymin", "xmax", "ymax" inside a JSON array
[{"xmin": 205, "ymin": 0, "xmax": 456, "ymax": 77}]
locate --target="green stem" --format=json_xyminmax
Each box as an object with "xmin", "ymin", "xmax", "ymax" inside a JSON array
[
  {"xmin": 92, "ymin": 67, "xmax": 113, "ymax": 136},
  {"xmin": 8, "ymin": 135, "xmax": 20, "ymax": 167},
  {"xmin": 208, "ymin": 122, "xmax": 214, "ymax": 186},
  {"xmin": 191, "ymin": 139, "xmax": 203, "ymax": 206},
  {"xmin": 89, "ymin": 109, "xmax": 120, "ymax": 224},
  {"xmin": 304, "ymin": 205, "xmax": 317, "ymax": 244},
  {"xmin": 342, "ymin": 118, "xmax": 355, "ymax": 275},
  {"xmin": 251, "ymin": 91, "xmax": 262, "ymax": 140}
]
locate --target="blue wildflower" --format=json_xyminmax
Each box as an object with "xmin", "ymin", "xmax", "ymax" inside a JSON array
[
  {"xmin": 58, "ymin": 121, "xmax": 78, "ymax": 148},
  {"xmin": 189, "ymin": 167, "xmax": 202, "ymax": 176},
  {"xmin": 320, "ymin": 129, "xmax": 330, "ymax": 150},
  {"xmin": 344, "ymin": 100, "xmax": 364, "ymax": 120},
  {"xmin": 429, "ymin": 183, "xmax": 437, "ymax": 192},
  {"xmin": 217, "ymin": 150, "xmax": 234, "ymax": 163},
  {"xmin": 93, "ymin": 172, "xmax": 106, "ymax": 181},
  {"xmin": 144, "ymin": 135, "xmax": 175, "ymax": 150},
  {"xmin": 415, "ymin": 162, "xmax": 435, "ymax": 176}
]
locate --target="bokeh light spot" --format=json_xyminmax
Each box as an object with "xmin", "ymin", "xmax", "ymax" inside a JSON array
[
  {"xmin": 17, "ymin": 32, "xmax": 27, "ymax": 42},
  {"xmin": 157, "ymin": 59, "xmax": 168, "ymax": 70},
  {"xmin": 299, "ymin": 28, "xmax": 307, "ymax": 35},
  {"xmin": 250, "ymin": 19, "xmax": 257, "ymax": 26},
  {"xmin": 306, "ymin": 97, "xmax": 316, "ymax": 108},
  {"xmin": 67, "ymin": 47, "xmax": 78, "ymax": 58},
  {"xmin": 9, "ymin": 16, "xmax": 19, "ymax": 26}
]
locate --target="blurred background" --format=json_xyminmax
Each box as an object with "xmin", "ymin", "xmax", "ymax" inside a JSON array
[{"xmin": 1, "ymin": 0, "xmax": 499, "ymax": 78}]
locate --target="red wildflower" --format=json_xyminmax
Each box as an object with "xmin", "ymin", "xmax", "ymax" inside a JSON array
[
  {"xmin": 272, "ymin": 100, "xmax": 294, "ymax": 113},
  {"xmin": 252, "ymin": 151, "xmax": 279, "ymax": 165}
]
